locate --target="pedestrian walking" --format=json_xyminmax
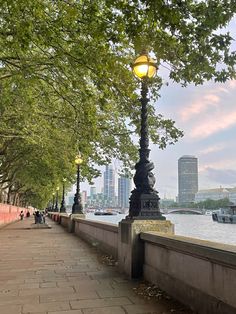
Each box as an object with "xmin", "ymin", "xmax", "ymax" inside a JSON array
[{"xmin": 20, "ymin": 210, "xmax": 24, "ymax": 220}]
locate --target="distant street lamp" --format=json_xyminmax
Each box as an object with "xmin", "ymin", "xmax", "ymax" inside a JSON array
[
  {"xmin": 52, "ymin": 192, "xmax": 55, "ymax": 211},
  {"xmin": 55, "ymin": 186, "xmax": 59, "ymax": 212},
  {"xmin": 128, "ymin": 50, "xmax": 165, "ymax": 220},
  {"xmin": 72, "ymin": 154, "xmax": 83, "ymax": 214},
  {"xmin": 60, "ymin": 178, "xmax": 67, "ymax": 213}
]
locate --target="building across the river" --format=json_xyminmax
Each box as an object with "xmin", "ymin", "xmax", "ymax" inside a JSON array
[
  {"xmin": 178, "ymin": 155, "xmax": 198, "ymax": 204},
  {"xmin": 195, "ymin": 187, "xmax": 236, "ymax": 204},
  {"xmin": 118, "ymin": 175, "xmax": 131, "ymax": 209}
]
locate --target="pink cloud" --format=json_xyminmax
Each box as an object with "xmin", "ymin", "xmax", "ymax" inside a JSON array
[
  {"xmin": 215, "ymin": 86, "xmax": 230, "ymax": 94},
  {"xmin": 190, "ymin": 111, "xmax": 236, "ymax": 139},
  {"xmin": 198, "ymin": 143, "xmax": 227, "ymax": 156},
  {"xmin": 180, "ymin": 94, "xmax": 220, "ymax": 121},
  {"xmin": 179, "ymin": 80, "xmax": 236, "ymax": 122},
  {"xmin": 199, "ymin": 158, "xmax": 236, "ymax": 172},
  {"xmin": 228, "ymin": 80, "xmax": 236, "ymax": 89}
]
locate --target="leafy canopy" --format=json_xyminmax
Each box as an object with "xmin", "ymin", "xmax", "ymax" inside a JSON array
[{"xmin": 0, "ymin": 0, "xmax": 235, "ymax": 207}]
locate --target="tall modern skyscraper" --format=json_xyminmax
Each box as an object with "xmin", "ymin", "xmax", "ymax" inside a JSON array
[
  {"xmin": 81, "ymin": 191, "xmax": 87, "ymax": 206},
  {"xmin": 90, "ymin": 187, "xmax": 96, "ymax": 198},
  {"xmin": 104, "ymin": 165, "xmax": 115, "ymax": 205},
  {"xmin": 118, "ymin": 175, "xmax": 131, "ymax": 209},
  {"xmin": 178, "ymin": 155, "xmax": 198, "ymax": 204}
]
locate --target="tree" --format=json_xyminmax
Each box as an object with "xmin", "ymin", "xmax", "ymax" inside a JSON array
[
  {"xmin": 0, "ymin": 0, "xmax": 235, "ymax": 206},
  {"xmin": 197, "ymin": 198, "xmax": 233, "ymax": 209}
]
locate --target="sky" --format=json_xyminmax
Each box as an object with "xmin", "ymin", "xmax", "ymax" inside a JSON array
[{"xmin": 81, "ymin": 18, "xmax": 236, "ymax": 200}]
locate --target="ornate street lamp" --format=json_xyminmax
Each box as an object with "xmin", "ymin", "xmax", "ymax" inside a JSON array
[
  {"xmin": 52, "ymin": 192, "xmax": 55, "ymax": 211},
  {"xmin": 60, "ymin": 178, "xmax": 67, "ymax": 213},
  {"xmin": 128, "ymin": 51, "xmax": 165, "ymax": 220},
  {"xmin": 55, "ymin": 186, "xmax": 59, "ymax": 212},
  {"xmin": 72, "ymin": 154, "xmax": 83, "ymax": 214}
]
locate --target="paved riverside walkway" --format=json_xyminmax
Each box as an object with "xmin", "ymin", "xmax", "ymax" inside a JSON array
[{"xmin": 0, "ymin": 217, "xmax": 193, "ymax": 314}]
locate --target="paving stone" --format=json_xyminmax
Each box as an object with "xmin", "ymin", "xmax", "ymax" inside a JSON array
[
  {"xmin": 96, "ymin": 288, "xmax": 136, "ymax": 298},
  {"xmin": 65, "ymin": 273, "xmax": 90, "ymax": 280},
  {"xmin": 48, "ymin": 310, "xmax": 82, "ymax": 314},
  {"xmin": 23, "ymin": 301, "xmax": 70, "ymax": 313},
  {"xmin": 73, "ymin": 281, "xmax": 112, "ymax": 291},
  {"xmin": 0, "ymin": 295, "xmax": 39, "ymax": 306},
  {"xmin": 24, "ymin": 278, "xmax": 45, "ymax": 284},
  {"xmin": 82, "ymin": 306, "xmax": 126, "ymax": 314},
  {"xmin": 70, "ymin": 297, "xmax": 132, "ymax": 309},
  {"xmin": 56, "ymin": 281, "xmax": 74, "ymax": 288},
  {"xmin": 42, "ymin": 276, "xmax": 68, "ymax": 282},
  {"xmin": 6, "ymin": 278, "xmax": 25, "ymax": 284},
  {"xmin": 19, "ymin": 283, "xmax": 40, "ymax": 289},
  {"xmin": 123, "ymin": 304, "xmax": 165, "ymax": 313},
  {"xmin": 36, "ymin": 270, "xmax": 57, "ymax": 276},
  {"xmin": 40, "ymin": 282, "xmax": 57, "ymax": 288},
  {"xmin": 19, "ymin": 286, "xmax": 74, "ymax": 296},
  {"xmin": 0, "ymin": 288, "xmax": 18, "ymax": 297},
  {"xmin": 27, "ymin": 312, "xmax": 47, "ymax": 314},
  {"xmin": 55, "ymin": 266, "xmax": 90, "ymax": 273},
  {"xmin": 86, "ymin": 270, "xmax": 120, "ymax": 280},
  {"xmin": 40, "ymin": 291, "xmax": 98, "ymax": 303},
  {"xmin": 0, "ymin": 304, "xmax": 22, "ymax": 314},
  {"xmin": 127, "ymin": 295, "xmax": 154, "ymax": 305}
]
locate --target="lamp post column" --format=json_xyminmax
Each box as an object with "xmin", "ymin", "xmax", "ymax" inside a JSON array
[
  {"xmin": 52, "ymin": 193, "xmax": 55, "ymax": 211},
  {"xmin": 128, "ymin": 53, "xmax": 165, "ymax": 220},
  {"xmin": 60, "ymin": 179, "xmax": 66, "ymax": 213},
  {"xmin": 55, "ymin": 187, "xmax": 59, "ymax": 212},
  {"xmin": 118, "ymin": 52, "xmax": 172, "ymax": 280},
  {"xmin": 72, "ymin": 155, "xmax": 83, "ymax": 214}
]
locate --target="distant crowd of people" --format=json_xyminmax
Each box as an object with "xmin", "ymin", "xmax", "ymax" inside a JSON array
[
  {"xmin": 19, "ymin": 209, "xmax": 48, "ymax": 224},
  {"xmin": 19, "ymin": 210, "xmax": 30, "ymax": 220},
  {"xmin": 33, "ymin": 210, "xmax": 47, "ymax": 224}
]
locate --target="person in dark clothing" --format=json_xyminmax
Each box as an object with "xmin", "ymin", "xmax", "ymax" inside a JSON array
[
  {"xmin": 35, "ymin": 211, "xmax": 42, "ymax": 224},
  {"xmin": 20, "ymin": 211, "xmax": 24, "ymax": 220}
]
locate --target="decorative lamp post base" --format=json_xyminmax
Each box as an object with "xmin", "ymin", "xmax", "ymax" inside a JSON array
[
  {"xmin": 72, "ymin": 203, "xmax": 83, "ymax": 214},
  {"xmin": 60, "ymin": 207, "xmax": 66, "ymax": 213},
  {"xmin": 129, "ymin": 191, "xmax": 166, "ymax": 220},
  {"xmin": 128, "ymin": 157, "xmax": 166, "ymax": 220}
]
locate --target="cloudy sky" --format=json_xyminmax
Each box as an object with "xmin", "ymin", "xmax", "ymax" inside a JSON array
[
  {"xmin": 151, "ymin": 76, "xmax": 236, "ymax": 199},
  {"xmin": 81, "ymin": 18, "xmax": 236, "ymax": 200}
]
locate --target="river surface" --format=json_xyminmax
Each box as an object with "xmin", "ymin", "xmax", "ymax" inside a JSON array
[{"xmin": 86, "ymin": 213, "xmax": 236, "ymax": 246}]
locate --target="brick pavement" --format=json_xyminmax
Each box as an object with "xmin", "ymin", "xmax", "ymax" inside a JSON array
[{"xmin": 0, "ymin": 217, "xmax": 192, "ymax": 314}]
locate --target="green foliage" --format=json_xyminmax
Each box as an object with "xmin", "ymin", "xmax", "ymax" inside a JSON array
[
  {"xmin": 196, "ymin": 197, "xmax": 233, "ymax": 209},
  {"xmin": 0, "ymin": 0, "xmax": 235, "ymax": 206}
]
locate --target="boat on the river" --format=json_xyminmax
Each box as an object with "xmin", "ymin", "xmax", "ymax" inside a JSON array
[
  {"xmin": 94, "ymin": 210, "xmax": 117, "ymax": 216},
  {"xmin": 212, "ymin": 206, "xmax": 236, "ymax": 223}
]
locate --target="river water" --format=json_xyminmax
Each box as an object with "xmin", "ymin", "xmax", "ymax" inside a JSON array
[{"xmin": 86, "ymin": 213, "xmax": 236, "ymax": 246}]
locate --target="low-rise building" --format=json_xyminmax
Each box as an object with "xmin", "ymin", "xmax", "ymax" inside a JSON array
[
  {"xmin": 195, "ymin": 187, "xmax": 236, "ymax": 204},
  {"xmin": 227, "ymin": 187, "xmax": 236, "ymax": 204}
]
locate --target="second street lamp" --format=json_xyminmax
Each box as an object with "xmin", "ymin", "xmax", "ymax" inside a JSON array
[
  {"xmin": 55, "ymin": 187, "xmax": 59, "ymax": 212},
  {"xmin": 128, "ymin": 50, "xmax": 165, "ymax": 220},
  {"xmin": 60, "ymin": 178, "xmax": 67, "ymax": 213},
  {"xmin": 52, "ymin": 192, "xmax": 55, "ymax": 211},
  {"xmin": 72, "ymin": 154, "xmax": 83, "ymax": 214}
]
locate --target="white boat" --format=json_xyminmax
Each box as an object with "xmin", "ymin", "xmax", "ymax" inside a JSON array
[{"xmin": 212, "ymin": 206, "xmax": 236, "ymax": 223}]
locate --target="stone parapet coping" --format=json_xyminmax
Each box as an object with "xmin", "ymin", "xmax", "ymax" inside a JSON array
[
  {"xmin": 74, "ymin": 217, "xmax": 118, "ymax": 233},
  {"xmin": 140, "ymin": 232, "xmax": 236, "ymax": 268},
  {"xmin": 59, "ymin": 213, "xmax": 70, "ymax": 218}
]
